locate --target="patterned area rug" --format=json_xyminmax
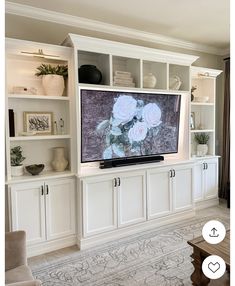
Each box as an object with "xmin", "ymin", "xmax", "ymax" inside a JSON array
[{"xmin": 32, "ymin": 211, "xmax": 229, "ymax": 286}]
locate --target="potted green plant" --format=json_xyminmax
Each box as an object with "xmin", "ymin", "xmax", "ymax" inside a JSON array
[
  {"xmin": 194, "ymin": 133, "xmax": 210, "ymax": 156},
  {"xmin": 35, "ymin": 64, "xmax": 68, "ymax": 96},
  {"xmin": 10, "ymin": 146, "xmax": 26, "ymax": 176}
]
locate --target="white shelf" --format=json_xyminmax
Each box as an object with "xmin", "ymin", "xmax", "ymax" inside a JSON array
[
  {"xmin": 8, "ymin": 94, "xmax": 70, "ymax": 100},
  {"xmin": 6, "ymin": 170, "xmax": 75, "ymax": 184},
  {"xmin": 191, "ymin": 102, "xmax": 214, "ymax": 106},
  {"xmin": 10, "ymin": 135, "xmax": 71, "ymax": 141},
  {"xmin": 190, "ymin": 129, "xmax": 214, "ymax": 133}
]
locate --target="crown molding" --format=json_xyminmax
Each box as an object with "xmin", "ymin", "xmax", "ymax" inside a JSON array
[{"xmin": 6, "ymin": 1, "xmax": 228, "ymax": 56}]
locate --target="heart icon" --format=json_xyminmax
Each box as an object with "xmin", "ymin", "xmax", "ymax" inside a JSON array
[{"xmin": 208, "ymin": 262, "xmax": 220, "ymax": 273}]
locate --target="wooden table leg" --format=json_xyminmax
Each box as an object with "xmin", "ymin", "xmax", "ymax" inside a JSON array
[{"xmin": 190, "ymin": 248, "xmax": 210, "ymax": 286}]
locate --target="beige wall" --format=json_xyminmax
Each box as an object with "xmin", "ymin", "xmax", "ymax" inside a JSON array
[{"xmin": 5, "ymin": 14, "xmax": 225, "ymax": 156}]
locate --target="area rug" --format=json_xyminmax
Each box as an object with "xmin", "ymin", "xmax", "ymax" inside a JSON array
[{"xmin": 32, "ymin": 212, "xmax": 229, "ymax": 286}]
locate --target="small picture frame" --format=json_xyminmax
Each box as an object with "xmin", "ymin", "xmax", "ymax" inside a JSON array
[
  {"xmin": 23, "ymin": 111, "xmax": 53, "ymax": 135},
  {"xmin": 190, "ymin": 112, "xmax": 195, "ymax": 130}
]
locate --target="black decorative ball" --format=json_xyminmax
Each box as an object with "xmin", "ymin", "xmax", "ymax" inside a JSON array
[{"xmin": 78, "ymin": 65, "xmax": 102, "ymax": 84}]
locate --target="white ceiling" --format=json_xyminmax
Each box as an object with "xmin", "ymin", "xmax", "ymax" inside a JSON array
[{"xmin": 6, "ymin": 0, "xmax": 230, "ymax": 52}]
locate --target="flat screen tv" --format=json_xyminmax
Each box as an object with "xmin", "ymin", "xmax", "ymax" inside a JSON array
[{"xmin": 81, "ymin": 89, "xmax": 181, "ymax": 163}]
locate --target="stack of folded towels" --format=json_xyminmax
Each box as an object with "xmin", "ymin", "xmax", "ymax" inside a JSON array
[{"xmin": 113, "ymin": 70, "xmax": 135, "ymax": 87}]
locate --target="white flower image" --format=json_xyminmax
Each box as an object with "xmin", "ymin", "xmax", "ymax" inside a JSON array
[
  {"xmin": 128, "ymin": 122, "xmax": 148, "ymax": 143},
  {"xmin": 143, "ymin": 103, "xmax": 162, "ymax": 128},
  {"xmin": 113, "ymin": 95, "xmax": 137, "ymax": 124}
]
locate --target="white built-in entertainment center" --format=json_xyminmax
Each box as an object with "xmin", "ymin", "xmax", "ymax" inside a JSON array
[{"xmin": 5, "ymin": 34, "xmax": 222, "ymax": 256}]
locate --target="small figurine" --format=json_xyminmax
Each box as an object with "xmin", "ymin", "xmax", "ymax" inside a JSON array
[
  {"xmin": 59, "ymin": 118, "xmax": 64, "ymax": 135},
  {"xmin": 53, "ymin": 121, "xmax": 58, "ymax": 135}
]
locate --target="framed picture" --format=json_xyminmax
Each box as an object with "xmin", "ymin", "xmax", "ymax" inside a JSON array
[
  {"xmin": 23, "ymin": 112, "xmax": 53, "ymax": 135},
  {"xmin": 190, "ymin": 112, "xmax": 195, "ymax": 130}
]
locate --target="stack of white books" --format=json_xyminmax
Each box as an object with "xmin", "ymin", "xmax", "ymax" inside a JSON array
[{"xmin": 113, "ymin": 70, "xmax": 135, "ymax": 87}]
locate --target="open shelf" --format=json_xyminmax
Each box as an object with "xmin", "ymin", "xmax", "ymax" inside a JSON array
[
  {"xmin": 6, "ymin": 170, "xmax": 74, "ymax": 184},
  {"xmin": 191, "ymin": 102, "xmax": 214, "ymax": 106},
  {"xmin": 169, "ymin": 64, "xmax": 190, "ymax": 91},
  {"xmin": 8, "ymin": 94, "xmax": 70, "ymax": 101},
  {"xmin": 142, "ymin": 60, "xmax": 167, "ymax": 89},
  {"xmin": 10, "ymin": 135, "xmax": 71, "ymax": 141},
  {"xmin": 190, "ymin": 129, "xmax": 214, "ymax": 133},
  {"xmin": 77, "ymin": 50, "xmax": 110, "ymax": 85}
]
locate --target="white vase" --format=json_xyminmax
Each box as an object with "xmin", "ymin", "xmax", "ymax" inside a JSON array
[
  {"xmin": 51, "ymin": 147, "xmax": 68, "ymax": 172},
  {"xmin": 143, "ymin": 73, "xmax": 157, "ymax": 88},
  {"xmin": 197, "ymin": 144, "xmax": 208, "ymax": 156},
  {"xmin": 11, "ymin": 165, "xmax": 24, "ymax": 177},
  {"xmin": 42, "ymin": 75, "xmax": 65, "ymax": 96}
]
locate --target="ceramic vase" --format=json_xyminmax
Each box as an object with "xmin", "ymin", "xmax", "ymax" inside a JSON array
[
  {"xmin": 42, "ymin": 74, "xmax": 65, "ymax": 96},
  {"xmin": 197, "ymin": 144, "xmax": 208, "ymax": 156},
  {"xmin": 78, "ymin": 65, "xmax": 102, "ymax": 84},
  {"xmin": 143, "ymin": 73, "xmax": 157, "ymax": 88},
  {"xmin": 51, "ymin": 147, "xmax": 68, "ymax": 172},
  {"xmin": 11, "ymin": 165, "xmax": 24, "ymax": 177}
]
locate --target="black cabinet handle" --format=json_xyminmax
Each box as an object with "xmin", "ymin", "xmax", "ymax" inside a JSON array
[
  {"xmin": 117, "ymin": 177, "xmax": 121, "ymax": 186},
  {"xmin": 41, "ymin": 185, "xmax": 44, "ymax": 196},
  {"xmin": 206, "ymin": 163, "xmax": 208, "ymax": 169},
  {"xmin": 203, "ymin": 163, "xmax": 205, "ymax": 170},
  {"xmin": 46, "ymin": 185, "xmax": 49, "ymax": 195},
  {"xmin": 173, "ymin": 169, "xmax": 176, "ymax": 177},
  {"xmin": 114, "ymin": 178, "xmax": 117, "ymax": 187},
  {"xmin": 169, "ymin": 170, "xmax": 172, "ymax": 178}
]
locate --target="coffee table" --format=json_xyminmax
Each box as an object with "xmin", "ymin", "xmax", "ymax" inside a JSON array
[{"xmin": 188, "ymin": 230, "xmax": 230, "ymax": 286}]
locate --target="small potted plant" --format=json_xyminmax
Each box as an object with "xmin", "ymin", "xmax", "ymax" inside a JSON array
[
  {"xmin": 10, "ymin": 146, "xmax": 26, "ymax": 176},
  {"xmin": 35, "ymin": 64, "xmax": 68, "ymax": 96},
  {"xmin": 194, "ymin": 133, "xmax": 210, "ymax": 156}
]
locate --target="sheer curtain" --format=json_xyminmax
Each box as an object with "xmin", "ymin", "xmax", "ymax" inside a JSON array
[{"xmin": 219, "ymin": 58, "xmax": 230, "ymax": 200}]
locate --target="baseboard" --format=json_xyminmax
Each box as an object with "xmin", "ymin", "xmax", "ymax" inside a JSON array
[
  {"xmin": 27, "ymin": 235, "xmax": 77, "ymax": 257},
  {"xmin": 78, "ymin": 209, "xmax": 195, "ymax": 250},
  {"xmin": 194, "ymin": 198, "xmax": 219, "ymax": 210}
]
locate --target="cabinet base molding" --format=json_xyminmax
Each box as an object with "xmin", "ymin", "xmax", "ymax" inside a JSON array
[
  {"xmin": 27, "ymin": 235, "xmax": 77, "ymax": 258},
  {"xmin": 194, "ymin": 198, "xmax": 219, "ymax": 210},
  {"xmin": 78, "ymin": 209, "xmax": 195, "ymax": 250}
]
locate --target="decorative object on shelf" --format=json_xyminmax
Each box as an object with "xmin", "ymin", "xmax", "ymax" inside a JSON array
[
  {"xmin": 23, "ymin": 111, "xmax": 53, "ymax": 135},
  {"xmin": 113, "ymin": 70, "xmax": 135, "ymax": 87},
  {"xmin": 25, "ymin": 164, "xmax": 45, "ymax": 175},
  {"xmin": 12, "ymin": 86, "xmax": 37, "ymax": 95},
  {"xmin": 143, "ymin": 73, "xmax": 157, "ymax": 88},
  {"xmin": 197, "ymin": 123, "xmax": 204, "ymax": 130},
  {"xmin": 191, "ymin": 85, "xmax": 197, "ymax": 101},
  {"xmin": 193, "ymin": 96, "xmax": 209, "ymax": 103},
  {"xmin": 51, "ymin": 147, "xmax": 68, "ymax": 172},
  {"xmin": 194, "ymin": 133, "xmax": 209, "ymax": 156},
  {"xmin": 8, "ymin": 109, "xmax": 15, "ymax": 137},
  {"xmin": 35, "ymin": 64, "xmax": 68, "ymax": 96},
  {"xmin": 190, "ymin": 112, "xmax": 195, "ymax": 130},
  {"xmin": 78, "ymin": 65, "xmax": 102, "ymax": 84},
  {"xmin": 59, "ymin": 118, "xmax": 65, "ymax": 135},
  {"xmin": 10, "ymin": 146, "xmax": 26, "ymax": 177},
  {"xmin": 169, "ymin": 75, "xmax": 182, "ymax": 90},
  {"xmin": 53, "ymin": 121, "xmax": 58, "ymax": 135}
]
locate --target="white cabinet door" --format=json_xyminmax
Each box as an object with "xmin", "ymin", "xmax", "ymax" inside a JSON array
[
  {"xmin": 204, "ymin": 159, "xmax": 218, "ymax": 199},
  {"xmin": 45, "ymin": 178, "xmax": 76, "ymax": 240},
  {"xmin": 11, "ymin": 182, "xmax": 46, "ymax": 245},
  {"xmin": 173, "ymin": 166, "xmax": 193, "ymax": 212},
  {"xmin": 147, "ymin": 167, "xmax": 171, "ymax": 219},
  {"xmin": 82, "ymin": 176, "xmax": 117, "ymax": 237},
  {"xmin": 118, "ymin": 171, "xmax": 146, "ymax": 227},
  {"xmin": 193, "ymin": 162, "xmax": 204, "ymax": 201}
]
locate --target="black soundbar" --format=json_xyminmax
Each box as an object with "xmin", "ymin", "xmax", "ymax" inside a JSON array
[{"xmin": 100, "ymin": 155, "xmax": 164, "ymax": 169}]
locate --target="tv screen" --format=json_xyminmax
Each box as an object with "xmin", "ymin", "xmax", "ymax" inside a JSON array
[{"xmin": 81, "ymin": 89, "xmax": 181, "ymax": 163}]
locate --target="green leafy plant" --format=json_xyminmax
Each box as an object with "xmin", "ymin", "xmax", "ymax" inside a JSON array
[
  {"xmin": 10, "ymin": 146, "xmax": 26, "ymax": 166},
  {"xmin": 194, "ymin": 133, "xmax": 209, "ymax": 144},
  {"xmin": 35, "ymin": 64, "xmax": 68, "ymax": 78}
]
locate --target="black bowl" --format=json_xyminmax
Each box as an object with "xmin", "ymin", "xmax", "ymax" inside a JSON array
[{"xmin": 25, "ymin": 164, "xmax": 45, "ymax": 175}]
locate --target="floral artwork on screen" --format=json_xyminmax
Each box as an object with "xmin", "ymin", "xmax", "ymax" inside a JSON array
[{"xmin": 81, "ymin": 90, "xmax": 181, "ymax": 162}]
